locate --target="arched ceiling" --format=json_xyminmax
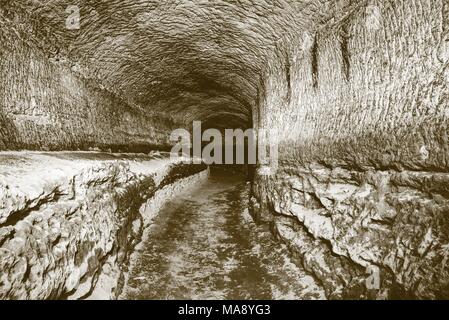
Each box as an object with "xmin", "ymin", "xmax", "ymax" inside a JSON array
[{"xmin": 2, "ymin": 0, "xmax": 354, "ymax": 129}]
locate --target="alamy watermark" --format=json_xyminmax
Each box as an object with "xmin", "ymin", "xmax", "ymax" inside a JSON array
[
  {"xmin": 65, "ymin": 5, "xmax": 80, "ymax": 30},
  {"xmin": 366, "ymin": 265, "xmax": 381, "ymax": 291},
  {"xmin": 365, "ymin": 4, "xmax": 382, "ymax": 31},
  {"xmin": 170, "ymin": 121, "xmax": 278, "ymax": 176}
]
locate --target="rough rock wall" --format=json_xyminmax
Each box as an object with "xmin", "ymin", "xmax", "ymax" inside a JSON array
[
  {"xmin": 2, "ymin": 0, "xmax": 448, "ymax": 300},
  {"xmin": 252, "ymin": 0, "xmax": 449, "ymax": 299},
  {"xmin": 1, "ymin": 0, "xmax": 346, "ymax": 132},
  {"xmin": 0, "ymin": 152, "xmax": 206, "ymax": 299},
  {"xmin": 0, "ymin": 19, "xmax": 176, "ymax": 151}
]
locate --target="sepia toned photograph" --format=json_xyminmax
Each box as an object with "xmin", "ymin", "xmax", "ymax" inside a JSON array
[{"xmin": 0, "ymin": 0, "xmax": 448, "ymax": 305}]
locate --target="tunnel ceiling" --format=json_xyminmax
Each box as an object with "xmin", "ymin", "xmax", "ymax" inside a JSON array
[{"xmin": 2, "ymin": 0, "xmax": 359, "ymax": 128}]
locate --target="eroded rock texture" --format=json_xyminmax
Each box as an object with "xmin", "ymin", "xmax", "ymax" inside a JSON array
[
  {"xmin": 250, "ymin": 0, "xmax": 449, "ymax": 299},
  {"xmin": 0, "ymin": 152, "xmax": 206, "ymax": 299},
  {"xmin": 1, "ymin": 0, "xmax": 448, "ymax": 299}
]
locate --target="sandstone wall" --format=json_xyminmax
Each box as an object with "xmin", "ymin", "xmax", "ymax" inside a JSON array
[
  {"xmin": 0, "ymin": 20, "xmax": 176, "ymax": 151},
  {"xmin": 252, "ymin": 0, "xmax": 449, "ymax": 299},
  {"xmin": 0, "ymin": 152, "xmax": 207, "ymax": 299}
]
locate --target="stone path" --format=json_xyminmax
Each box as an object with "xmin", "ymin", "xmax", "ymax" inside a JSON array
[{"xmin": 122, "ymin": 170, "xmax": 325, "ymax": 300}]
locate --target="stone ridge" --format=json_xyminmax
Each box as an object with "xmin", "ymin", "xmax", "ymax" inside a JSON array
[{"xmin": 0, "ymin": 152, "xmax": 207, "ymax": 299}]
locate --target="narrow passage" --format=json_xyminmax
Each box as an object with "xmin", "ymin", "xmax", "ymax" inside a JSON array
[{"xmin": 122, "ymin": 169, "xmax": 324, "ymax": 300}]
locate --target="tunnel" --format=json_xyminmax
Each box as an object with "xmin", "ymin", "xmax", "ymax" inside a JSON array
[{"xmin": 1, "ymin": 0, "xmax": 449, "ymax": 300}]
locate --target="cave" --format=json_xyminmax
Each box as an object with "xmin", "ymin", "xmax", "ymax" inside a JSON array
[{"xmin": 1, "ymin": 0, "xmax": 449, "ymax": 301}]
